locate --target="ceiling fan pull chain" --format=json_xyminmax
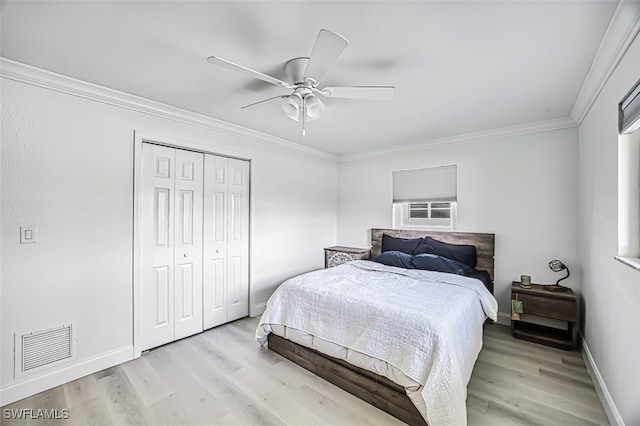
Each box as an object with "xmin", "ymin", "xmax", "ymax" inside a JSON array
[{"xmin": 302, "ymin": 97, "xmax": 307, "ymax": 136}]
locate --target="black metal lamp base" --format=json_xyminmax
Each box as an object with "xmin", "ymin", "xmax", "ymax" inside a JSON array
[{"xmin": 546, "ymin": 284, "xmax": 569, "ymax": 292}]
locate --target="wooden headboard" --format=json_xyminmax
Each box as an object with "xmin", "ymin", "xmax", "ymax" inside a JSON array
[{"xmin": 370, "ymin": 228, "xmax": 495, "ymax": 282}]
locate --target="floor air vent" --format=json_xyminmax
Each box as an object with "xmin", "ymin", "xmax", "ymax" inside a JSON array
[{"xmin": 15, "ymin": 324, "xmax": 74, "ymax": 376}]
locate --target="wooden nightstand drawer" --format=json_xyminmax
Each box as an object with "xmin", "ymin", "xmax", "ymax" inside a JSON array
[{"xmin": 516, "ymin": 293, "xmax": 578, "ymax": 322}]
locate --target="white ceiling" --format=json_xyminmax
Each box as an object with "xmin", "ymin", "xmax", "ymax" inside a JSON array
[{"xmin": 0, "ymin": 1, "xmax": 620, "ymax": 156}]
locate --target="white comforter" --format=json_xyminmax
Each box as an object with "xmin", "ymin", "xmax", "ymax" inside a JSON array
[{"xmin": 256, "ymin": 260, "xmax": 498, "ymax": 426}]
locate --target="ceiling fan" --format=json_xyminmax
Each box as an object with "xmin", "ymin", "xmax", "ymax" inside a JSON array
[{"xmin": 207, "ymin": 29, "xmax": 395, "ymax": 136}]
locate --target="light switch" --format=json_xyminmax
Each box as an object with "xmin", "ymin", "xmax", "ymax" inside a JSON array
[{"xmin": 20, "ymin": 226, "xmax": 37, "ymax": 244}]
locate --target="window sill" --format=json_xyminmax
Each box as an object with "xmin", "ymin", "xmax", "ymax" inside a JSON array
[{"xmin": 614, "ymin": 256, "xmax": 640, "ymax": 272}]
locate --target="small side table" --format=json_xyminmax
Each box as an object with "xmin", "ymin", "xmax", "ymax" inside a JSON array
[
  {"xmin": 511, "ymin": 281, "xmax": 579, "ymax": 350},
  {"xmin": 324, "ymin": 246, "xmax": 371, "ymax": 268}
]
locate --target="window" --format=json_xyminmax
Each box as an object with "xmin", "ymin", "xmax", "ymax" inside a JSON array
[
  {"xmin": 395, "ymin": 201, "xmax": 456, "ymax": 229},
  {"xmin": 617, "ymin": 77, "xmax": 640, "ymax": 270},
  {"xmin": 409, "ymin": 203, "xmax": 431, "ymax": 218},
  {"xmin": 392, "ymin": 165, "xmax": 457, "ymax": 230}
]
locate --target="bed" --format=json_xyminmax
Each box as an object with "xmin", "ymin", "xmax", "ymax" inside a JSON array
[{"xmin": 256, "ymin": 229, "xmax": 497, "ymax": 426}]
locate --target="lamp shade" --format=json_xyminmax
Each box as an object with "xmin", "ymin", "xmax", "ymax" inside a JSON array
[
  {"xmin": 282, "ymin": 95, "xmax": 301, "ymax": 121},
  {"xmin": 548, "ymin": 259, "xmax": 570, "ymax": 286},
  {"xmin": 548, "ymin": 259, "xmax": 566, "ymax": 272},
  {"xmin": 305, "ymin": 94, "xmax": 323, "ymax": 120}
]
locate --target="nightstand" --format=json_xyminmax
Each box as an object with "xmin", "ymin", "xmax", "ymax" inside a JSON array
[
  {"xmin": 324, "ymin": 246, "xmax": 371, "ymax": 268},
  {"xmin": 511, "ymin": 281, "xmax": 578, "ymax": 350}
]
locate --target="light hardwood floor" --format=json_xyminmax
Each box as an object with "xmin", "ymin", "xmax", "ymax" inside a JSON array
[{"xmin": 1, "ymin": 317, "xmax": 608, "ymax": 426}]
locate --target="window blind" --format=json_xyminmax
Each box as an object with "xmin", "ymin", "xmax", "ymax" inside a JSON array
[
  {"xmin": 393, "ymin": 165, "xmax": 457, "ymax": 202},
  {"xmin": 619, "ymin": 77, "xmax": 640, "ymax": 134}
]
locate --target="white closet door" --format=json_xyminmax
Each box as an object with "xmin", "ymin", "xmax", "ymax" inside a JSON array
[
  {"xmin": 141, "ymin": 144, "xmax": 177, "ymax": 350},
  {"xmin": 203, "ymin": 155, "xmax": 229, "ymax": 329},
  {"xmin": 227, "ymin": 159, "xmax": 250, "ymax": 322},
  {"xmin": 203, "ymin": 155, "xmax": 250, "ymax": 328},
  {"xmin": 173, "ymin": 149, "xmax": 204, "ymax": 340},
  {"xmin": 141, "ymin": 144, "xmax": 204, "ymax": 351},
  {"xmin": 140, "ymin": 143, "xmax": 249, "ymax": 348}
]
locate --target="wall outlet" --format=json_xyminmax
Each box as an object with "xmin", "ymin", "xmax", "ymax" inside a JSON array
[{"xmin": 20, "ymin": 226, "xmax": 37, "ymax": 244}]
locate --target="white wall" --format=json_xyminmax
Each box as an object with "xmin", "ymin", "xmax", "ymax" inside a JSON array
[
  {"xmin": 337, "ymin": 128, "xmax": 580, "ymax": 320},
  {"xmin": 578, "ymin": 32, "xmax": 640, "ymax": 425},
  {"xmin": 0, "ymin": 77, "xmax": 337, "ymax": 404}
]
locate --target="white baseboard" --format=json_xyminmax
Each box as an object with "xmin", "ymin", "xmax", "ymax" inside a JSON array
[
  {"xmin": 0, "ymin": 345, "xmax": 133, "ymax": 407},
  {"xmin": 495, "ymin": 311, "xmax": 512, "ymax": 326},
  {"xmin": 581, "ymin": 335, "xmax": 625, "ymax": 426},
  {"xmin": 252, "ymin": 302, "xmax": 267, "ymax": 317}
]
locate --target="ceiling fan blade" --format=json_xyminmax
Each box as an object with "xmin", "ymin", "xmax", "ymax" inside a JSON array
[
  {"xmin": 207, "ymin": 56, "xmax": 293, "ymax": 89},
  {"xmin": 304, "ymin": 29, "xmax": 349, "ymax": 83},
  {"xmin": 241, "ymin": 95, "xmax": 289, "ymax": 111},
  {"xmin": 321, "ymin": 86, "xmax": 396, "ymax": 101}
]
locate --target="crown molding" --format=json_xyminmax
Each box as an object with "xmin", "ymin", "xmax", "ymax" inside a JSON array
[
  {"xmin": 338, "ymin": 116, "xmax": 577, "ymax": 163},
  {"xmin": 0, "ymin": 57, "xmax": 337, "ymax": 163},
  {"xmin": 570, "ymin": 0, "xmax": 640, "ymax": 126}
]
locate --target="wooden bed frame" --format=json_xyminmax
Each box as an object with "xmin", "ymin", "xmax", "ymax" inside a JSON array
[{"xmin": 267, "ymin": 228, "xmax": 495, "ymax": 426}]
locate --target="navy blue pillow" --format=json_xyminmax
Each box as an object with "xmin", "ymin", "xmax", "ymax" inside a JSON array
[
  {"xmin": 411, "ymin": 253, "xmax": 474, "ymax": 275},
  {"xmin": 381, "ymin": 234, "xmax": 422, "ymax": 255},
  {"xmin": 415, "ymin": 236, "xmax": 477, "ymax": 269},
  {"xmin": 413, "ymin": 242, "xmax": 436, "ymax": 255},
  {"xmin": 371, "ymin": 251, "xmax": 413, "ymax": 269}
]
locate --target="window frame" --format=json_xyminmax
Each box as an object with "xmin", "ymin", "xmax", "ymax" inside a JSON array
[{"xmin": 616, "ymin": 77, "xmax": 640, "ymax": 272}]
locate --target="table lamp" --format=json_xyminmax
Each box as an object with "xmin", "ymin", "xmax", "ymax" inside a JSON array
[{"xmin": 548, "ymin": 259, "xmax": 570, "ymax": 291}]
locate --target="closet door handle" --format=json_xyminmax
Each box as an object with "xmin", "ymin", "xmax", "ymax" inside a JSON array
[
  {"xmin": 183, "ymin": 253, "xmax": 189, "ymax": 257},
  {"xmin": 216, "ymin": 249, "xmax": 220, "ymax": 254}
]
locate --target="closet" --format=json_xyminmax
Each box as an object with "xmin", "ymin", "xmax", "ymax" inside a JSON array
[{"xmin": 140, "ymin": 143, "xmax": 249, "ymax": 351}]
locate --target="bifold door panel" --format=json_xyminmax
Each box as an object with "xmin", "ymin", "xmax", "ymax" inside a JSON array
[
  {"xmin": 173, "ymin": 149, "xmax": 204, "ymax": 341},
  {"xmin": 203, "ymin": 156, "xmax": 250, "ymax": 329}
]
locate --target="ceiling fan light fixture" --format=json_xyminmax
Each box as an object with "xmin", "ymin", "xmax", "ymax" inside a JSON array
[
  {"xmin": 282, "ymin": 94, "xmax": 301, "ymax": 121},
  {"xmin": 305, "ymin": 94, "xmax": 323, "ymax": 120}
]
